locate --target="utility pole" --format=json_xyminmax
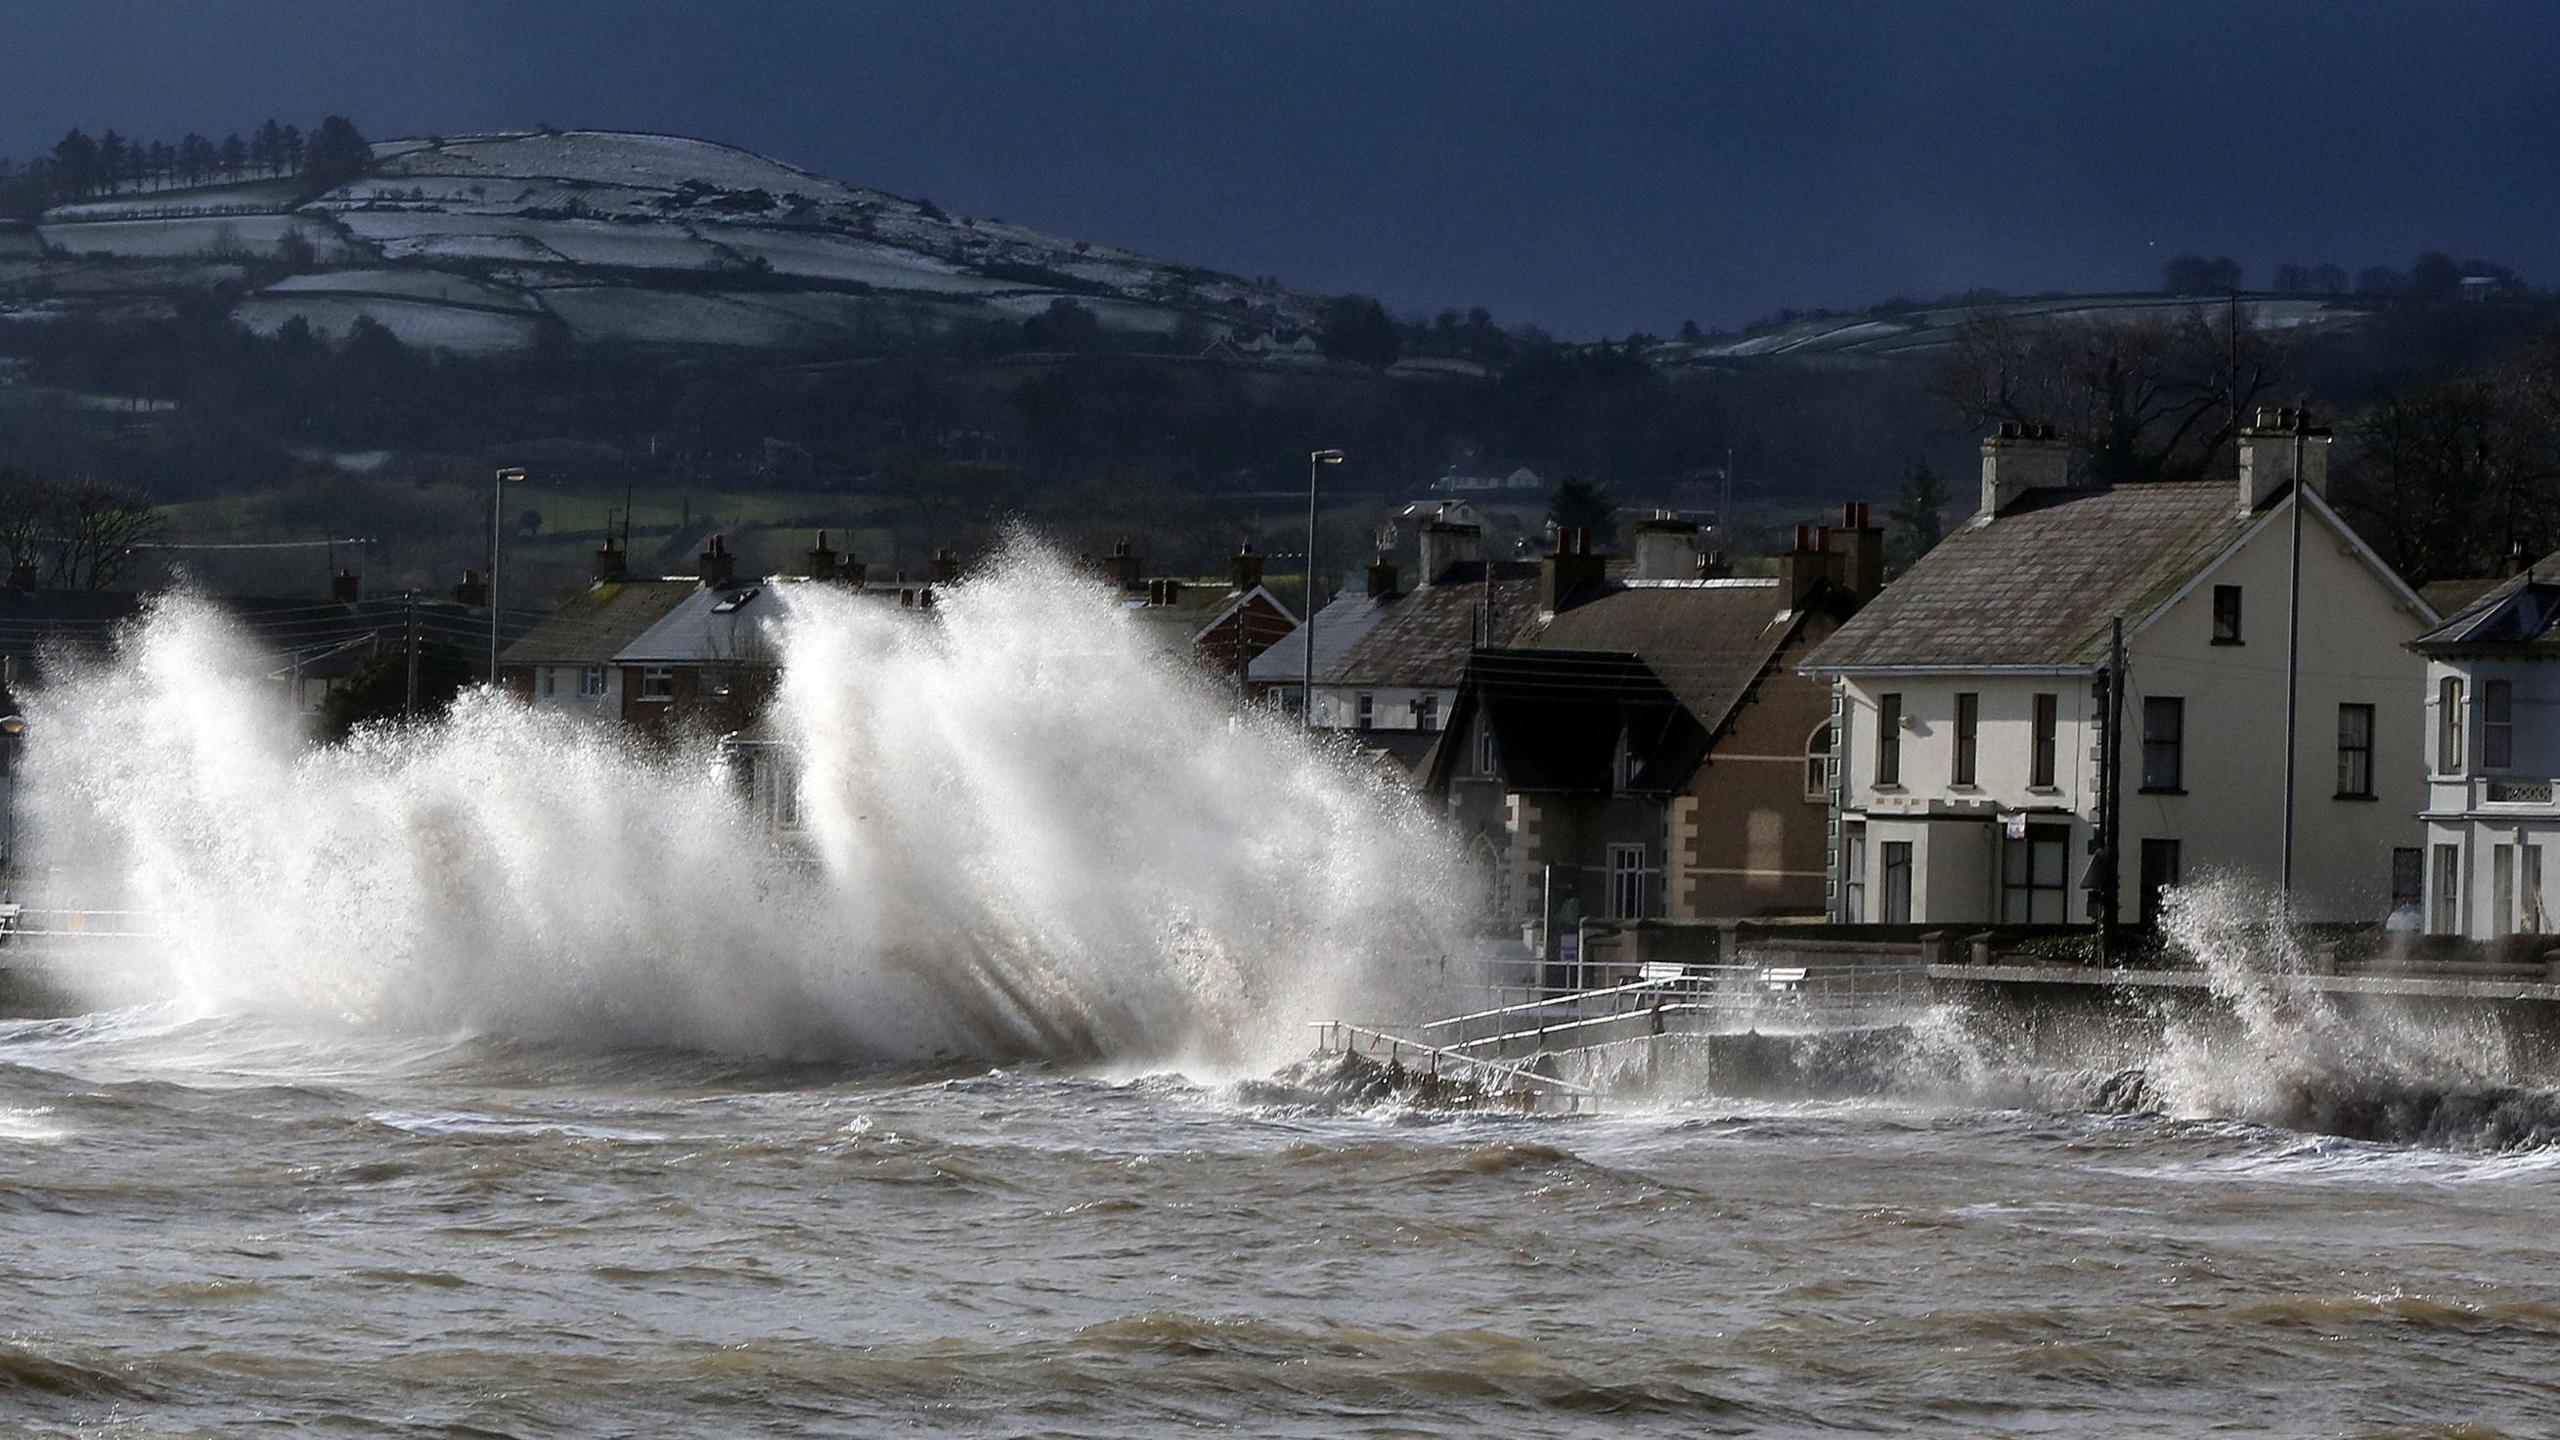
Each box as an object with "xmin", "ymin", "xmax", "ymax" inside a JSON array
[
  {"xmin": 2095, "ymin": 616, "xmax": 2126, "ymax": 947},
  {"xmin": 404, "ymin": 590, "xmax": 420, "ymax": 716},
  {"xmin": 1301, "ymin": 449, "xmax": 1344, "ymax": 728},
  {"xmin": 2280, "ymin": 413, "xmax": 2308, "ymax": 921},
  {"xmin": 490, "ymin": 466, "xmax": 525, "ymax": 686}
]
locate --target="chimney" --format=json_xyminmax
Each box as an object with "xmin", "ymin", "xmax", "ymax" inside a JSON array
[
  {"xmin": 2237, "ymin": 406, "xmax": 2331, "ymax": 511},
  {"xmin": 594, "ymin": 537, "xmax": 628, "ymax": 584},
  {"xmin": 1632, "ymin": 512, "xmax": 1702, "ymax": 581},
  {"xmin": 1823, "ymin": 501, "xmax": 1884, "ymax": 602},
  {"xmin": 330, "ymin": 569, "xmax": 360, "ymax": 604},
  {"xmin": 1230, "ymin": 542, "xmax": 1265, "ymax": 592},
  {"xmin": 1366, "ymin": 554, "xmax": 1400, "ymax": 600},
  {"xmin": 842, "ymin": 552, "xmax": 868, "ymax": 588},
  {"xmin": 454, "ymin": 569, "xmax": 489, "ymax": 607},
  {"xmin": 1778, "ymin": 523, "xmax": 1843, "ymax": 607},
  {"xmin": 1104, "ymin": 539, "xmax": 1141, "ymax": 591},
  {"xmin": 697, "ymin": 533, "xmax": 736, "ymax": 588},
  {"xmin": 1541, "ymin": 526, "xmax": 1606, "ymax": 612},
  {"xmin": 1417, "ymin": 519, "xmax": 1482, "ymax": 585},
  {"xmin": 1979, "ymin": 421, "xmax": 2070, "ymax": 519},
  {"xmin": 806, "ymin": 530, "xmax": 839, "ymax": 582},
  {"xmin": 931, "ymin": 548, "xmax": 961, "ymax": 584}
]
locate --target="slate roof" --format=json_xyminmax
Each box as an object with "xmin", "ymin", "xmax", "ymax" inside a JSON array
[
  {"xmin": 2413, "ymin": 553, "xmax": 2560, "ymax": 653},
  {"xmin": 1316, "ymin": 561, "xmax": 1547, "ymax": 689},
  {"xmin": 615, "ymin": 580, "xmax": 790, "ymax": 666},
  {"xmin": 1247, "ymin": 588, "xmax": 1392, "ymax": 686},
  {"xmin": 1523, "ymin": 578, "xmax": 1797, "ymax": 741},
  {"xmin": 1802, "ymin": 481, "xmax": 2251, "ymax": 671},
  {"xmin": 501, "ymin": 577, "xmax": 696, "ymax": 667}
]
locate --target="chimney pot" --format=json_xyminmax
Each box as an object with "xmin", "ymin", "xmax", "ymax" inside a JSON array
[
  {"xmin": 697, "ymin": 533, "xmax": 737, "ymax": 588},
  {"xmin": 2238, "ymin": 407, "xmax": 2330, "ymax": 510},
  {"xmin": 331, "ymin": 569, "xmax": 360, "ymax": 604},
  {"xmin": 454, "ymin": 569, "xmax": 489, "ymax": 607},
  {"xmin": 1230, "ymin": 542, "xmax": 1265, "ymax": 592},
  {"xmin": 1366, "ymin": 555, "xmax": 1400, "ymax": 600},
  {"xmin": 931, "ymin": 548, "xmax": 961, "ymax": 584}
]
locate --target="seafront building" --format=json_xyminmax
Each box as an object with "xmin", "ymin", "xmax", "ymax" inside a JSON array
[
  {"xmin": 1427, "ymin": 508, "xmax": 1880, "ymax": 929},
  {"xmin": 1800, "ymin": 415, "xmax": 2437, "ymax": 928},
  {"xmin": 2411, "ymin": 554, "xmax": 2560, "ymax": 939}
]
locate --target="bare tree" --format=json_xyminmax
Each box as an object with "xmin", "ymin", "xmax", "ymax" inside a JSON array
[
  {"xmin": 1935, "ymin": 306, "xmax": 2284, "ymax": 488},
  {"xmin": 48, "ymin": 480, "xmax": 161, "ymax": 591}
]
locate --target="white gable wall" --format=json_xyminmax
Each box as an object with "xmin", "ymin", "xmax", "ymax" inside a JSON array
[{"xmin": 2116, "ymin": 500, "xmax": 2427, "ymax": 922}]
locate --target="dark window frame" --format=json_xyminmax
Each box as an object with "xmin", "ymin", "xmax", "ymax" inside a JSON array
[
  {"xmin": 2484, "ymin": 679, "xmax": 2514, "ymax": 771},
  {"xmin": 2030, "ymin": 692, "xmax": 2059, "ymax": 789},
  {"xmin": 1953, "ymin": 692, "xmax": 1980, "ymax": 787},
  {"xmin": 1876, "ymin": 693, "xmax": 1903, "ymax": 787},
  {"xmin": 2211, "ymin": 584, "xmax": 2244, "ymax": 645},
  {"xmin": 2141, "ymin": 695, "xmax": 2185, "ymax": 792},
  {"xmin": 2336, "ymin": 702, "xmax": 2376, "ymax": 799}
]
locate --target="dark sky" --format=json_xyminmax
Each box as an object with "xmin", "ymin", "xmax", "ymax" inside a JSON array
[{"xmin": 5, "ymin": 1, "xmax": 2554, "ymax": 337}]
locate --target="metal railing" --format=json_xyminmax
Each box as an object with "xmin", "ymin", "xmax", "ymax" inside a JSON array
[
  {"xmin": 1423, "ymin": 960, "xmax": 1930, "ymax": 1055},
  {"xmin": 1309, "ymin": 1020, "xmax": 1603, "ymax": 1113}
]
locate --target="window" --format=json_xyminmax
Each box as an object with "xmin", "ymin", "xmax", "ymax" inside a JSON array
[
  {"xmin": 2484, "ymin": 679, "xmax": 2513, "ymax": 770},
  {"xmin": 1842, "ymin": 822, "xmax": 1867, "ymax": 920},
  {"xmin": 1876, "ymin": 693, "xmax": 1903, "ymax": 786},
  {"xmin": 540, "ymin": 669, "xmax": 557, "ymax": 699},
  {"xmin": 640, "ymin": 667, "xmax": 673, "ymax": 701},
  {"xmin": 2527, "ymin": 845, "xmax": 2547, "ymax": 934},
  {"xmin": 1608, "ymin": 843, "xmax": 1655, "ymax": 920},
  {"xmin": 2141, "ymin": 696, "xmax": 2185, "ymax": 791},
  {"xmin": 2336, "ymin": 704, "xmax": 2375, "ymax": 799},
  {"xmin": 2391, "ymin": 847, "xmax": 2424, "ymax": 917},
  {"xmin": 1476, "ymin": 722, "xmax": 1497, "ymax": 778},
  {"xmin": 2430, "ymin": 843, "xmax": 2461, "ymax": 935},
  {"xmin": 1953, "ymin": 692, "xmax": 1980, "ymax": 786},
  {"xmin": 1417, "ymin": 693, "xmax": 1439, "ymax": 732},
  {"xmin": 2030, "ymin": 692, "xmax": 2059, "ymax": 789},
  {"xmin": 2211, "ymin": 584, "xmax": 2243, "ymax": 644},
  {"xmin": 2139, "ymin": 838, "xmax": 2181, "ymax": 928},
  {"xmin": 1616, "ymin": 730, "xmax": 1641, "ymax": 790},
  {"xmin": 1805, "ymin": 724, "xmax": 1832, "ymax": 802},
  {"xmin": 2494, "ymin": 843, "xmax": 2516, "ymax": 938},
  {"xmin": 580, "ymin": 665, "xmax": 606, "ymax": 699},
  {"xmin": 1880, "ymin": 841, "xmax": 1913, "ymax": 923},
  {"xmin": 2002, "ymin": 824, "xmax": 2070, "ymax": 924},
  {"xmin": 2438, "ymin": 677, "xmax": 2466, "ymax": 774},
  {"xmin": 1355, "ymin": 692, "xmax": 1374, "ymax": 730}
]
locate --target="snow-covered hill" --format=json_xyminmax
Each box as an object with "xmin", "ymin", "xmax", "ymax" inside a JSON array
[{"xmin": 15, "ymin": 129, "xmax": 1325, "ymax": 353}]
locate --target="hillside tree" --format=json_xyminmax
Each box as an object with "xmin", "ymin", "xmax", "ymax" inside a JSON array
[
  {"xmin": 301, "ymin": 116, "xmax": 365, "ymax": 190},
  {"xmin": 1886, "ymin": 457, "xmax": 1950, "ymax": 574}
]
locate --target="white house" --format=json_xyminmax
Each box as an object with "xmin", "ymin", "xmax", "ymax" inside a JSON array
[
  {"xmin": 2411, "ymin": 559, "xmax": 2560, "ymax": 939},
  {"xmin": 1800, "ymin": 415, "xmax": 2437, "ymax": 928}
]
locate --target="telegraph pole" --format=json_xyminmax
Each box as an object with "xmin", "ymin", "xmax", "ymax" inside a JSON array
[{"xmin": 2280, "ymin": 413, "xmax": 2309, "ymax": 920}]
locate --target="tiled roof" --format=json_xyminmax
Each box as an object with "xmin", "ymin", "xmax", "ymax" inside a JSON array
[
  {"xmin": 1803, "ymin": 481, "xmax": 2247, "ymax": 671},
  {"xmin": 502, "ymin": 577, "xmax": 696, "ymax": 667},
  {"xmin": 1524, "ymin": 578, "xmax": 1795, "ymax": 740}
]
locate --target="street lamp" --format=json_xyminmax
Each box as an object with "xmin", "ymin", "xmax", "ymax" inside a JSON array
[
  {"xmin": 1302, "ymin": 450, "xmax": 1345, "ymax": 728},
  {"xmin": 0, "ymin": 714, "xmax": 25, "ymax": 895},
  {"xmin": 490, "ymin": 466, "xmax": 527, "ymax": 685}
]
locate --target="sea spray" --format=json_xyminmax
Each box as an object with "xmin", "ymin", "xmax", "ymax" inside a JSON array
[{"xmin": 22, "ymin": 544, "xmax": 1477, "ymax": 1067}]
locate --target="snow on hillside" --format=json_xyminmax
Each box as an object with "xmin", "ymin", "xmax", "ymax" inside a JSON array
[{"xmin": 21, "ymin": 127, "xmax": 1322, "ymax": 354}]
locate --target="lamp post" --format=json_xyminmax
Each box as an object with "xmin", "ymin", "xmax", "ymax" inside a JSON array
[
  {"xmin": 1302, "ymin": 449, "xmax": 1345, "ymax": 728},
  {"xmin": 490, "ymin": 466, "xmax": 526, "ymax": 685},
  {"xmin": 0, "ymin": 714, "xmax": 25, "ymax": 897}
]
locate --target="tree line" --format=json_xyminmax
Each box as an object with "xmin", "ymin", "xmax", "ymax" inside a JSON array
[{"xmin": 0, "ymin": 116, "xmax": 368, "ymax": 218}]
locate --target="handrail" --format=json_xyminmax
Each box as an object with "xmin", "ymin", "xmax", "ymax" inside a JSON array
[{"xmin": 1309, "ymin": 1021, "xmax": 1601, "ymax": 1107}]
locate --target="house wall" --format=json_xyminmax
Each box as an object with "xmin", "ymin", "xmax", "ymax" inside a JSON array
[
  {"xmin": 2119, "ymin": 504, "xmax": 2426, "ymax": 923},
  {"xmin": 1311, "ymin": 683, "xmax": 1453, "ymax": 732},
  {"xmin": 619, "ymin": 664, "xmax": 774, "ymax": 735},
  {"xmin": 520, "ymin": 662, "xmax": 624, "ymax": 715},
  {"xmin": 1832, "ymin": 674, "xmax": 2099, "ymax": 923},
  {"xmin": 1828, "ymin": 499, "xmax": 2427, "ymax": 927},
  {"xmin": 2419, "ymin": 654, "xmax": 2560, "ymax": 939},
  {"xmin": 1675, "ymin": 624, "xmax": 1840, "ymax": 919}
]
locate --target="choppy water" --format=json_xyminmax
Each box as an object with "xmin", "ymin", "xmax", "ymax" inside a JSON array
[
  {"xmin": 4, "ymin": 1008, "xmax": 2559, "ymax": 1438},
  {"xmin": 11, "ymin": 551, "xmax": 2560, "ymax": 1434}
]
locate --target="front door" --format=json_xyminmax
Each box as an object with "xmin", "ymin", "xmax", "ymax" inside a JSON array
[{"xmin": 2002, "ymin": 824, "xmax": 2070, "ymax": 924}]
